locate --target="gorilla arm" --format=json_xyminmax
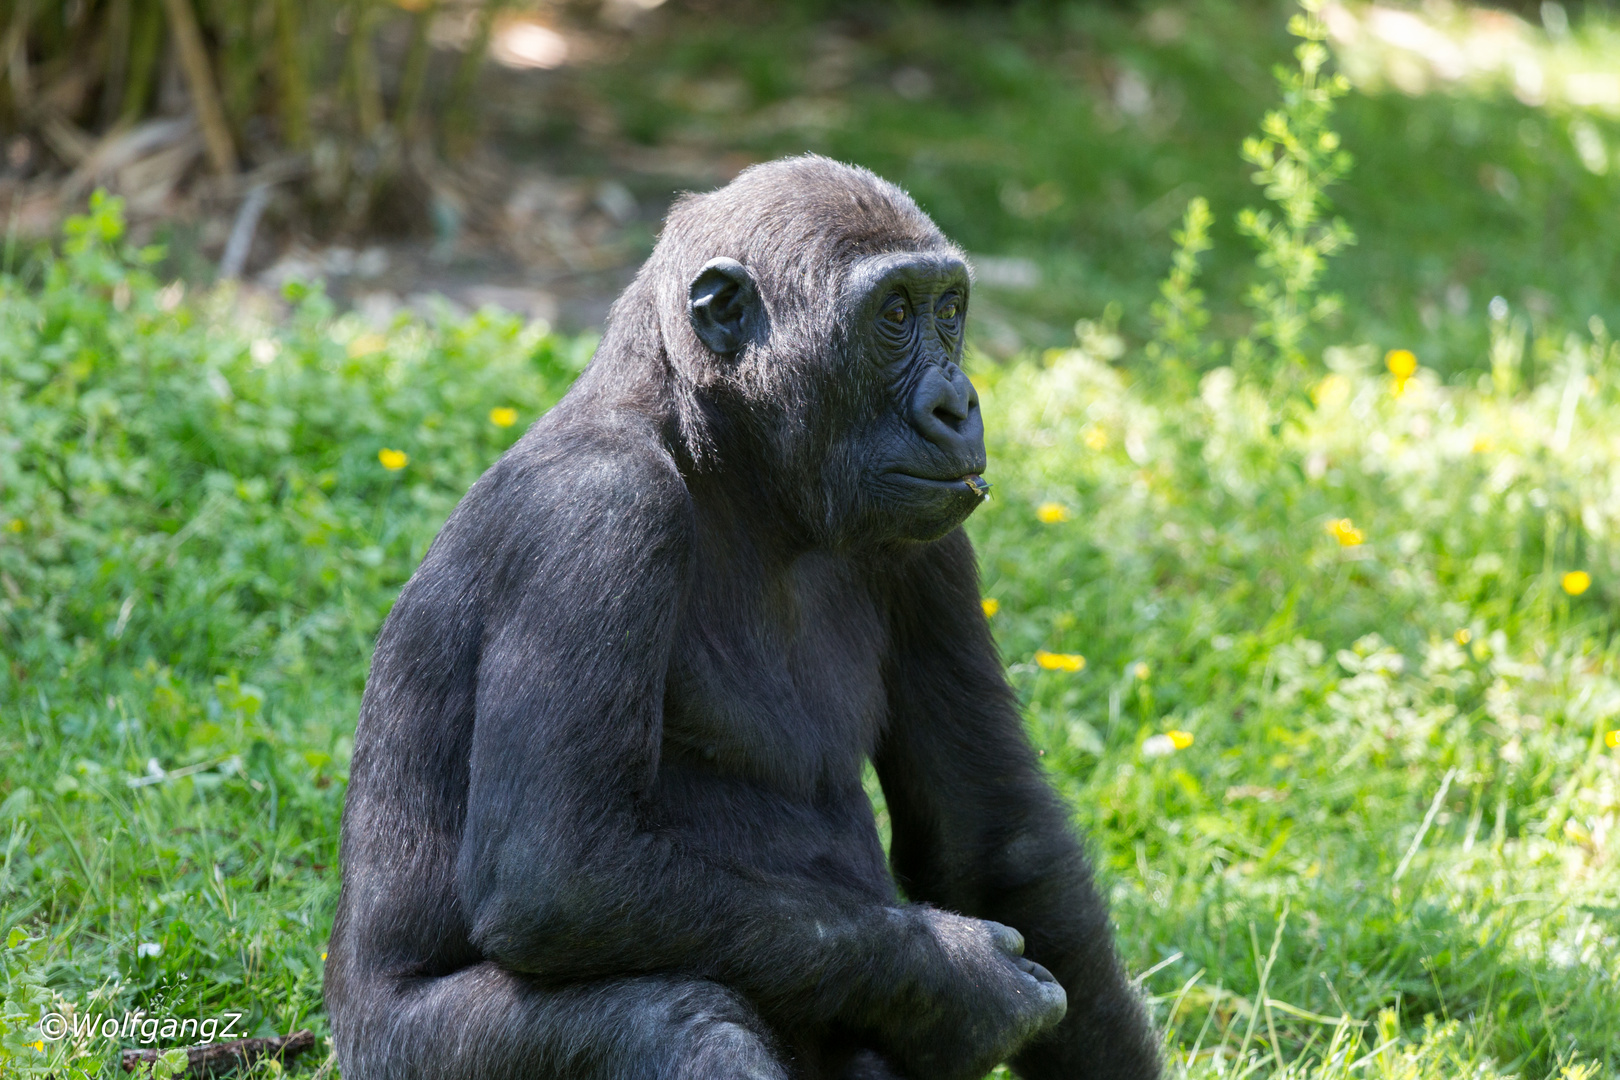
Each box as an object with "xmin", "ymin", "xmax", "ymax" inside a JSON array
[
  {"xmin": 874, "ymin": 530, "xmax": 1163, "ymax": 1080},
  {"xmin": 448, "ymin": 440, "xmax": 1059, "ymax": 1068}
]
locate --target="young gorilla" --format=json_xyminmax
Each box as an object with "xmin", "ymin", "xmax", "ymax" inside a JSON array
[{"xmin": 326, "ymin": 156, "xmax": 1160, "ymax": 1080}]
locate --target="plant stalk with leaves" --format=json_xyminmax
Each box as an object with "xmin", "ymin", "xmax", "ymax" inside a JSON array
[
  {"xmin": 1147, "ymin": 195, "xmax": 1216, "ymax": 378},
  {"xmin": 1236, "ymin": 0, "xmax": 1356, "ymax": 371}
]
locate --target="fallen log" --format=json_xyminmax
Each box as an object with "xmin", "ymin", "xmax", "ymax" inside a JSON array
[{"xmin": 120, "ymin": 1029, "xmax": 315, "ymax": 1077}]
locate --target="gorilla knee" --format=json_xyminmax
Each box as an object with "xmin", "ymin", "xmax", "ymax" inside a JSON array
[
  {"xmin": 658, "ymin": 982, "xmax": 786, "ymax": 1080},
  {"xmin": 671, "ymin": 1020, "xmax": 788, "ymax": 1080},
  {"xmin": 840, "ymin": 1050, "xmax": 906, "ymax": 1080}
]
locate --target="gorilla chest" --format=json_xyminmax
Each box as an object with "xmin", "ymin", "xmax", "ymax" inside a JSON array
[{"xmin": 661, "ymin": 558, "xmax": 889, "ymax": 793}]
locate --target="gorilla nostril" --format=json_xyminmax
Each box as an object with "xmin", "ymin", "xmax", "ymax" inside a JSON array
[{"xmin": 912, "ymin": 366, "xmax": 980, "ymax": 448}]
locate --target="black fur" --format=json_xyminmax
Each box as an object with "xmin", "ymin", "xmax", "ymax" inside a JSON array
[{"xmin": 326, "ymin": 156, "xmax": 1161, "ymax": 1080}]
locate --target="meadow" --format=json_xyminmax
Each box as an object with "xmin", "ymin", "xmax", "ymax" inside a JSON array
[{"xmin": 2, "ymin": 0, "xmax": 1619, "ymax": 1077}]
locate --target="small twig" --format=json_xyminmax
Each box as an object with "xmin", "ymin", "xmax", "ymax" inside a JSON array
[
  {"xmin": 127, "ymin": 755, "xmax": 239, "ymax": 789},
  {"xmin": 121, "ymin": 1029, "xmax": 314, "ymax": 1077}
]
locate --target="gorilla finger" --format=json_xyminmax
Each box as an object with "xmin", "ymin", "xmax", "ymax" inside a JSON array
[
  {"xmin": 1034, "ymin": 979, "xmax": 1068, "ymax": 1024},
  {"xmin": 1015, "ymin": 958, "xmax": 1059, "ymax": 984},
  {"xmin": 985, "ymin": 922, "xmax": 1025, "ymax": 958}
]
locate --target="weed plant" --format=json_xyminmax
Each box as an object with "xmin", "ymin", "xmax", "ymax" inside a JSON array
[{"xmin": 2, "ymin": 5, "xmax": 1618, "ymax": 1078}]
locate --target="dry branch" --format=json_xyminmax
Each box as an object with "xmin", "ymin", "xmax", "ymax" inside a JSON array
[
  {"xmin": 272, "ymin": 0, "xmax": 310, "ymax": 148},
  {"xmin": 159, "ymin": 0, "xmax": 236, "ymax": 176},
  {"xmin": 121, "ymin": 1028, "xmax": 315, "ymax": 1077}
]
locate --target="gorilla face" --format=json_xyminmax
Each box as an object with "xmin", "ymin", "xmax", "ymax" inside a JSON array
[
  {"xmin": 685, "ymin": 247, "xmax": 988, "ymax": 548},
  {"xmin": 847, "ymin": 251, "xmax": 987, "ymax": 543}
]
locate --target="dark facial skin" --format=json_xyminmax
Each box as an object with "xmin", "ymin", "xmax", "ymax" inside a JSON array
[
  {"xmin": 853, "ymin": 253, "xmax": 988, "ymax": 542},
  {"xmin": 689, "ymin": 249, "xmax": 987, "ymax": 546},
  {"xmin": 324, "ymin": 156, "xmax": 1160, "ymax": 1080}
]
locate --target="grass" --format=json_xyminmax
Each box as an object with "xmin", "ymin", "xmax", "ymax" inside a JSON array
[{"xmin": 4, "ymin": 1, "xmax": 1620, "ymax": 1077}]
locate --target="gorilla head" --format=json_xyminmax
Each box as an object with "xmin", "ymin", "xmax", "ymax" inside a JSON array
[{"xmin": 621, "ymin": 157, "xmax": 988, "ymax": 545}]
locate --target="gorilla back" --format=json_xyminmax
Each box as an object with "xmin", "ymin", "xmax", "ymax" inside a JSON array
[{"xmin": 326, "ymin": 156, "xmax": 1160, "ymax": 1080}]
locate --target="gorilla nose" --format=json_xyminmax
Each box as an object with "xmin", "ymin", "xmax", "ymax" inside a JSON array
[{"xmin": 911, "ymin": 364, "xmax": 984, "ymax": 458}]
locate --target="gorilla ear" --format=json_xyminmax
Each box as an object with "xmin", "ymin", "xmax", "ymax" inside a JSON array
[{"xmin": 687, "ymin": 257, "xmax": 760, "ymax": 356}]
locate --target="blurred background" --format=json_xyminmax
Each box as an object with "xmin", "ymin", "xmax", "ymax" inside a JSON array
[
  {"xmin": 3, "ymin": 2, "xmax": 1620, "ymax": 1078},
  {"xmin": 3, "ymin": 0, "xmax": 1616, "ymax": 357}
]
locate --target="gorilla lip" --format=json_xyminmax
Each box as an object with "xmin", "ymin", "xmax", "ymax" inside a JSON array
[{"xmin": 889, "ymin": 471, "xmax": 990, "ymax": 498}]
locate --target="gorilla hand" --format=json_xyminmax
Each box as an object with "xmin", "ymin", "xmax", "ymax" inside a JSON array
[{"xmin": 879, "ymin": 909, "xmax": 1068, "ymax": 1080}]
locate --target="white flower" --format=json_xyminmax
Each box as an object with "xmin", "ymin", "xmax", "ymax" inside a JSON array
[
  {"xmin": 1142, "ymin": 734, "xmax": 1177, "ymax": 759},
  {"xmin": 137, "ymin": 942, "xmax": 162, "ymax": 958}
]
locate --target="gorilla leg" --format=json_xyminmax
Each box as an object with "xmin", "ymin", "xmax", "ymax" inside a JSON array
[
  {"xmin": 334, "ymin": 964, "xmax": 788, "ymax": 1080},
  {"xmin": 839, "ymin": 1049, "xmax": 908, "ymax": 1080}
]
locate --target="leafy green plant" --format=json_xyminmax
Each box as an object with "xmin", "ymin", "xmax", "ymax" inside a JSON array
[
  {"xmin": 1147, "ymin": 195, "xmax": 1216, "ymax": 379},
  {"xmin": 1235, "ymin": 0, "xmax": 1357, "ymax": 373}
]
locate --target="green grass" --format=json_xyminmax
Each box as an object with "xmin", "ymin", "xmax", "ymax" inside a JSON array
[{"xmin": 5, "ymin": 2, "xmax": 1620, "ymax": 1077}]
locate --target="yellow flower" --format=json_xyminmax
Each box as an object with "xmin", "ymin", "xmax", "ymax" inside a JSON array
[
  {"xmin": 981, "ymin": 598, "xmax": 1000, "ymax": 617},
  {"xmin": 1471, "ymin": 435, "xmax": 1494, "ymax": 454},
  {"xmin": 1167, "ymin": 729, "xmax": 1194, "ymax": 750},
  {"xmin": 1454, "ymin": 628, "xmax": 1472, "ymax": 645},
  {"xmin": 348, "ymin": 332, "xmax": 388, "ymax": 358},
  {"xmin": 1035, "ymin": 650, "xmax": 1086, "ymax": 672},
  {"xmin": 1386, "ymin": 349, "xmax": 1417, "ymax": 396},
  {"xmin": 1083, "ymin": 427, "xmax": 1109, "ymax": 451},
  {"xmin": 1133, "ymin": 661, "xmax": 1150, "ymax": 680},
  {"xmin": 1562, "ymin": 571, "xmax": 1591, "ymax": 596},
  {"xmin": 1385, "ymin": 349, "xmax": 1417, "ymax": 378},
  {"xmin": 489, "ymin": 407, "xmax": 518, "ymax": 428},
  {"xmin": 1036, "ymin": 502, "xmax": 1071, "ymax": 524},
  {"xmin": 7, "ymin": 518, "xmax": 22, "ymax": 533},
  {"xmin": 1605, "ymin": 729, "xmax": 1620, "ymax": 749},
  {"xmin": 322, "ymin": 951, "xmax": 328, "ymax": 960},
  {"xmin": 378, "ymin": 448, "xmax": 409, "ymax": 471},
  {"xmin": 30, "ymin": 1041, "xmax": 43, "ymax": 1051},
  {"xmin": 1327, "ymin": 518, "xmax": 1365, "ymax": 546}
]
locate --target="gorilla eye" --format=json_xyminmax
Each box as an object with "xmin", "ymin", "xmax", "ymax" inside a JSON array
[
  {"xmin": 938, "ymin": 300, "xmax": 959, "ymax": 321},
  {"xmin": 883, "ymin": 304, "xmax": 908, "ymax": 326}
]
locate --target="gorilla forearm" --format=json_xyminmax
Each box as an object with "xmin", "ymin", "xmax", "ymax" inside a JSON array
[
  {"xmin": 467, "ymin": 828, "xmax": 911, "ymax": 1020},
  {"xmin": 467, "ymin": 828, "xmax": 1058, "ymax": 1073},
  {"xmin": 996, "ymin": 845, "xmax": 1161, "ymax": 1080},
  {"xmin": 887, "ymin": 777, "xmax": 1160, "ymax": 1080},
  {"xmin": 878, "ymin": 538, "xmax": 1161, "ymax": 1079}
]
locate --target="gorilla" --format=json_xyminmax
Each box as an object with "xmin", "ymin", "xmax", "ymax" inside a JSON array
[{"xmin": 326, "ymin": 156, "xmax": 1160, "ymax": 1080}]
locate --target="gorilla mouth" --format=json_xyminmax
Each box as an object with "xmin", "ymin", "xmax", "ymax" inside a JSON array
[{"xmin": 889, "ymin": 471, "xmax": 992, "ymax": 500}]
